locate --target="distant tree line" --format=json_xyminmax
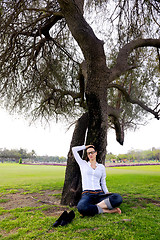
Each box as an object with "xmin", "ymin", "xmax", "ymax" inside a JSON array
[
  {"xmin": 106, "ymin": 148, "xmax": 160, "ymax": 162},
  {"xmin": 0, "ymin": 148, "xmax": 66, "ymax": 163},
  {"xmin": 34, "ymin": 156, "xmax": 66, "ymax": 163},
  {"xmin": 0, "ymin": 148, "xmax": 36, "ymax": 162}
]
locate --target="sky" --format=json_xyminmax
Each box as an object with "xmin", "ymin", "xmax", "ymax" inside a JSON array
[{"xmin": 0, "ymin": 108, "xmax": 159, "ymax": 157}]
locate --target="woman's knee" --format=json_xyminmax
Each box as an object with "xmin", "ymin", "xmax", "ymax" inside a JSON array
[
  {"xmin": 109, "ymin": 193, "xmax": 123, "ymax": 208},
  {"xmin": 77, "ymin": 201, "xmax": 88, "ymax": 214},
  {"xmin": 116, "ymin": 193, "xmax": 123, "ymax": 205}
]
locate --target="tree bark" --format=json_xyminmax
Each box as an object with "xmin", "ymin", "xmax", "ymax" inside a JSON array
[
  {"xmin": 58, "ymin": 0, "xmax": 110, "ymax": 204},
  {"xmin": 85, "ymin": 92, "xmax": 108, "ymax": 164},
  {"xmin": 61, "ymin": 112, "xmax": 88, "ymax": 206}
]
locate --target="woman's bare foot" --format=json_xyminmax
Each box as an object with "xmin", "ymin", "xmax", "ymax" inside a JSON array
[
  {"xmin": 97, "ymin": 200, "xmax": 121, "ymax": 214},
  {"xmin": 115, "ymin": 208, "xmax": 121, "ymax": 214},
  {"xmin": 102, "ymin": 207, "xmax": 121, "ymax": 214}
]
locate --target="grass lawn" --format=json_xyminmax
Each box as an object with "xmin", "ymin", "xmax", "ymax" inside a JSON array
[{"xmin": 0, "ymin": 163, "xmax": 159, "ymax": 240}]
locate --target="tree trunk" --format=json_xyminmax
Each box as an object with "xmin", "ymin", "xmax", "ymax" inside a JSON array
[
  {"xmin": 85, "ymin": 91, "xmax": 108, "ymax": 164},
  {"xmin": 58, "ymin": 0, "xmax": 109, "ymax": 205},
  {"xmin": 61, "ymin": 112, "xmax": 88, "ymax": 206}
]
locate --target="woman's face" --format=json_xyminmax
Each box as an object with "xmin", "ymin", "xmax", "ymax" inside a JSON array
[{"xmin": 87, "ymin": 147, "xmax": 97, "ymax": 161}]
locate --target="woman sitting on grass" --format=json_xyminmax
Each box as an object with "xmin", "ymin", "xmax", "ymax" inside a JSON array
[{"xmin": 72, "ymin": 145, "xmax": 123, "ymax": 217}]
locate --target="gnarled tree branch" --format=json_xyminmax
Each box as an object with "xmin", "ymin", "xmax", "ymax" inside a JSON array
[
  {"xmin": 109, "ymin": 38, "xmax": 160, "ymax": 82},
  {"xmin": 108, "ymin": 83, "xmax": 160, "ymax": 120},
  {"xmin": 108, "ymin": 105, "xmax": 124, "ymax": 145},
  {"xmin": 35, "ymin": 14, "xmax": 64, "ymax": 39}
]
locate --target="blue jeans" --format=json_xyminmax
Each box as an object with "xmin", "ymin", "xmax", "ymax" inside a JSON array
[{"xmin": 77, "ymin": 190, "xmax": 123, "ymax": 216}]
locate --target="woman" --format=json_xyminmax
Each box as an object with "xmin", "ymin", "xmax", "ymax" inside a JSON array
[{"xmin": 72, "ymin": 144, "xmax": 122, "ymax": 216}]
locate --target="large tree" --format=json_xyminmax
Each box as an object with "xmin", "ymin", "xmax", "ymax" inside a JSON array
[{"xmin": 0, "ymin": 0, "xmax": 160, "ymax": 205}]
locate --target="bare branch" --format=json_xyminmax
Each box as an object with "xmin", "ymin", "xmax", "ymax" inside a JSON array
[
  {"xmin": 108, "ymin": 83, "xmax": 160, "ymax": 120},
  {"xmin": 34, "ymin": 14, "xmax": 64, "ymax": 39},
  {"xmin": 51, "ymin": 38, "xmax": 80, "ymax": 64},
  {"xmin": 109, "ymin": 38, "xmax": 160, "ymax": 82},
  {"xmin": 24, "ymin": 8, "xmax": 63, "ymax": 17},
  {"xmin": 41, "ymin": 85, "xmax": 81, "ymax": 102},
  {"xmin": 148, "ymin": 0, "xmax": 160, "ymax": 13},
  {"xmin": 157, "ymin": 48, "xmax": 160, "ymax": 71}
]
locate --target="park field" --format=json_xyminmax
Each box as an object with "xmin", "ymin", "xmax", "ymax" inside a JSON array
[{"xmin": 0, "ymin": 163, "xmax": 160, "ymax": 239}]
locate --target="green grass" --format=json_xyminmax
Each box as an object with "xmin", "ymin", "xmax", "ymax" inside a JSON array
[
  {"xmin": 0, "ymin": 163, "xmax": 160, "ymax": 239},
  {"xmin": 0, "ymin": 163, "xmax": 65, "ymax": 193}
]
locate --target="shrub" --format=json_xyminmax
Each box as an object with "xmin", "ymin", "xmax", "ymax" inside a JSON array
[{"xmin": 19, "ymin": 158, "xmax": 22, "ymax": 164}]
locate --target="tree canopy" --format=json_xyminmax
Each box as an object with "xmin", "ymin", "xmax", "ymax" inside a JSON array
[{"xmin": 0, "ymin": 0, "xmax": 159, "ymax": 134}]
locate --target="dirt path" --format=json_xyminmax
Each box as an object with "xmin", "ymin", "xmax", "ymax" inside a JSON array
[{"xmin": 0, "ymin": 189, "xmax": 69, "ymax": 216}]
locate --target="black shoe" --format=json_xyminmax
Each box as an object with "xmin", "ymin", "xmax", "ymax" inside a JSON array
[
  {"xmin": 53, "ymin": 210, "xmax": 68, "ymax": 227},
  {"xmin": 60, "ymin": 210, "xmax": 75, "ymax": 226}
]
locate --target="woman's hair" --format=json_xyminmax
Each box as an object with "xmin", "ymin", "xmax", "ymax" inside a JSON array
[{"xmin": 86, "ymin": 145, "xmax": 97, "ymax": 151}]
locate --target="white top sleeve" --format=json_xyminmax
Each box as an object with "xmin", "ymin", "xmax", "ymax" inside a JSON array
[
  {"xmin": 100, "ymin": 165, "xmax": 109, "ymax": 194},
  {"xmin": 72, "ymin": 145, "xmax": 86, "ymax": 165}
]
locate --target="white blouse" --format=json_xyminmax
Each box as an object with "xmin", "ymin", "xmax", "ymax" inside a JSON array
[{"xmin": 72, "ymin": 145, "xmax": 108, "ymax": 194}]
